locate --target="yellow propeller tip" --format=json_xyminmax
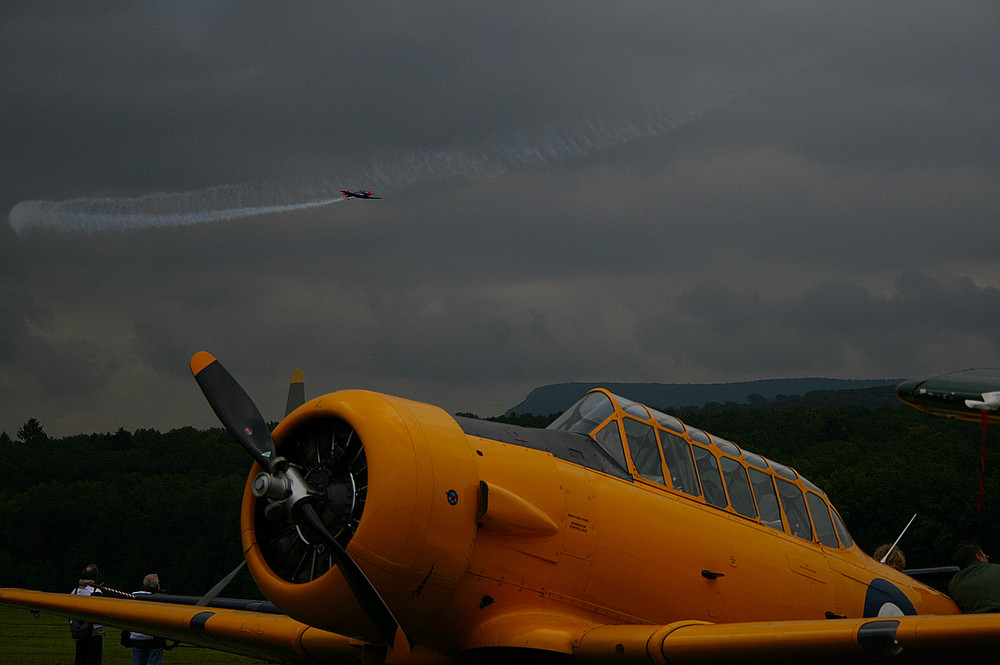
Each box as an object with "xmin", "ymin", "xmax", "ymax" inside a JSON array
[{"xmin": 190, "ymin": 351, "xmax": 217, "ymax": 376}]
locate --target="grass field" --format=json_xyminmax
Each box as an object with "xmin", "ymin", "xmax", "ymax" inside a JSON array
[{"xmin": 0, "ymin": 606, "xmax": 262, "ymax": 664}]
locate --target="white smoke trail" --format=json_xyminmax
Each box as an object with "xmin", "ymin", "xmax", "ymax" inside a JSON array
[
  {"xmin": 9, "ymin": 192, "xmax": 344, "ymax": 234},
  {"xmin": 9, "ymin": 25, "xmax": 834, "ymax": 235}
]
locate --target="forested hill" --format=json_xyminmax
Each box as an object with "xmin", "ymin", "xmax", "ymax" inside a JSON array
[
  {"xmin": 2, "ymin": 391, "xmax": 998, "ymax": 598},
  {"xmin": 507, "ymin": 378, "xmax": 901, "ymax": 416}
]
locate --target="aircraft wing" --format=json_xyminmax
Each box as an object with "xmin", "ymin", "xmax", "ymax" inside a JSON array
[
  {"xmin": 896, "ymin": 368, "xmax": 1000, "ymax": 423},
  {"xmin": 0, "ymin": 588, "xmax": 365, "ymax": 665},
  {"xmin": 573, "ymin": 614, "xmax": 1000, "ymax": 664},
  {"xmin": 7, "ymin": 587, "xmax": 1000, "ymax": 664}
]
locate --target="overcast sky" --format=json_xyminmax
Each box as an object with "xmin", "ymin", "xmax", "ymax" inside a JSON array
[{"xmin": 2, "ymin": 2, "xmax": 998, "ymax": 437}]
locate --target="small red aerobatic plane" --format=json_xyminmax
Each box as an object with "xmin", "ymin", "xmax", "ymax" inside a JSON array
[{"xmin": 341, "ymin": 189, "xmax": 381, "ymax": 199}]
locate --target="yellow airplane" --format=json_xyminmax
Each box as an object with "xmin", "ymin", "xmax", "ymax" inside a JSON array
[{"xmin": 3, "ymin": 352, "xmax": 1000, "ymax": 664}]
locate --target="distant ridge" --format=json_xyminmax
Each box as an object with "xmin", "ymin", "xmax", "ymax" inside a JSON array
[{"xmin": 506, "ymin": 378, "xmax": 901, "ymax": 415}]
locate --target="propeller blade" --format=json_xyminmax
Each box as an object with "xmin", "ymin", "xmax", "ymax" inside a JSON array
[
  {"xmin": 190, "ymin": 351, "xmax": 409, "ymax": 653},
  {"xmin": 296, "ymin": 502, "xmax": 409, "ymax": 651},
  {"xmin": 190, "ymin": 351, "xmax": 279, "ymax": 473},
  {"xmin": 196, "ymin": 560, "xmax": 247, "ymax": 607}
]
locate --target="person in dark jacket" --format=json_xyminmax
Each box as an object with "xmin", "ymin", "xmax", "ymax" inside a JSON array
[{"xmin": 948, "ymin": 544, "xmax": 1000, "ymax": 613}]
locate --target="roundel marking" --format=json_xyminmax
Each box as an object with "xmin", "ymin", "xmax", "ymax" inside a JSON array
[{"xmin": 863, "ymin": 578, "xmax": 916, "ymax": 617}]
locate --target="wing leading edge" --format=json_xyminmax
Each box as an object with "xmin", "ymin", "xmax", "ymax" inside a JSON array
[{"xmin": 574, "ymin": 614, "xmax": 1000, "ymax": 664}]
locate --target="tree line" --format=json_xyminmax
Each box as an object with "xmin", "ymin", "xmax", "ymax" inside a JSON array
[
  {"xmin": 2, "ymin": 392, "xmax": 997, "ymax": 598},
  {"xmin": 0, "ymin": 426, "xmax": 259, "ymax": 597}
]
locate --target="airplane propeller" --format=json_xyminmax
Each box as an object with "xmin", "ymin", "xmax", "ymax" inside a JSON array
[{"xmin": 189, "ymin": 351, "xmax": 409, "ymax": 653}]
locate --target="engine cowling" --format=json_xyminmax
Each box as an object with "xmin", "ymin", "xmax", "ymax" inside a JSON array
[{"xmin": 241, "ymin": 390, "xmax": 480, "ymax": 641}]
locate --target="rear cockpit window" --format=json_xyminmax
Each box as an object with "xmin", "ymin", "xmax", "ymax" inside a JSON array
[
  {"xmin": 650, "ymin": 409, "xmax": 685, "ymax": 433},
  {"xmin": 593, "ymin": 421, "xmax": 628, "ymax": 471},
  {"xmin": 692, "ymin": 445, "xmax": 728, "ymax": 508},
  {"xmin": 743, "ymin": 451, "xmax": 769, "ymax": 469},
  {"xmin": 713, "ymin": 437, "xmax": 740, "ymax": 457},
  {"xmin": 720, "ymin": 457, "xmax": 757, "ymax": 519},
  {"xmin": 771, "ymin": 461, "xmax": 798, "ymax": 481},
  {"xmin": 776, "ymin": 478, "xmax": 812, "ymax": 540},
  {"xmin": 806, "ymin": 492, "xmax": 840, "ymax": 547},
  {"xmin": 660, "ymin": 431, "xmax": 700, "ymax": 496},
  {"xmin": 548, "ymin": 391, "xmax": 615, "ymax": 435},
  {"xmin": 617, "ymin": 396, "xmax": 651, "ymax": 419},
  {"xmin": 687, "ymin": 427, "xmax": 712, "ymax": 446},
  {"xmin": 749, "ymin": 468, "xmax": 782, "ymax": 530},
  {"xmin": 623, "ymin": 418, "xmax": 664, "ymax": 484}
]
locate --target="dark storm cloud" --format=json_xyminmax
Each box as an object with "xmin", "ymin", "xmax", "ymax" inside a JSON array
[
  {"xmin": 666, "ymin": 273, "xmax": 1000, "ymax": 376},
  {"xmin": 1, "ymin": 2, "xmax": 998, "ymax": 436},
  {"xmin": 0, "ymin": 286, "xmax": 118, "ymax": 396},
  {"xmin": 0, "ymin": 291, "xmax": 43, "ymax": 363},
  {"xmin": 1, "ymin": 3, "xmax": 855, "ymax": 192}
]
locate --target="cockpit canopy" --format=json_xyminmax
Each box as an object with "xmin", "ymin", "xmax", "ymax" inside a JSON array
[{"xmin": 548, "ymin": 389, "xmax": 854, "ymax": 549}]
